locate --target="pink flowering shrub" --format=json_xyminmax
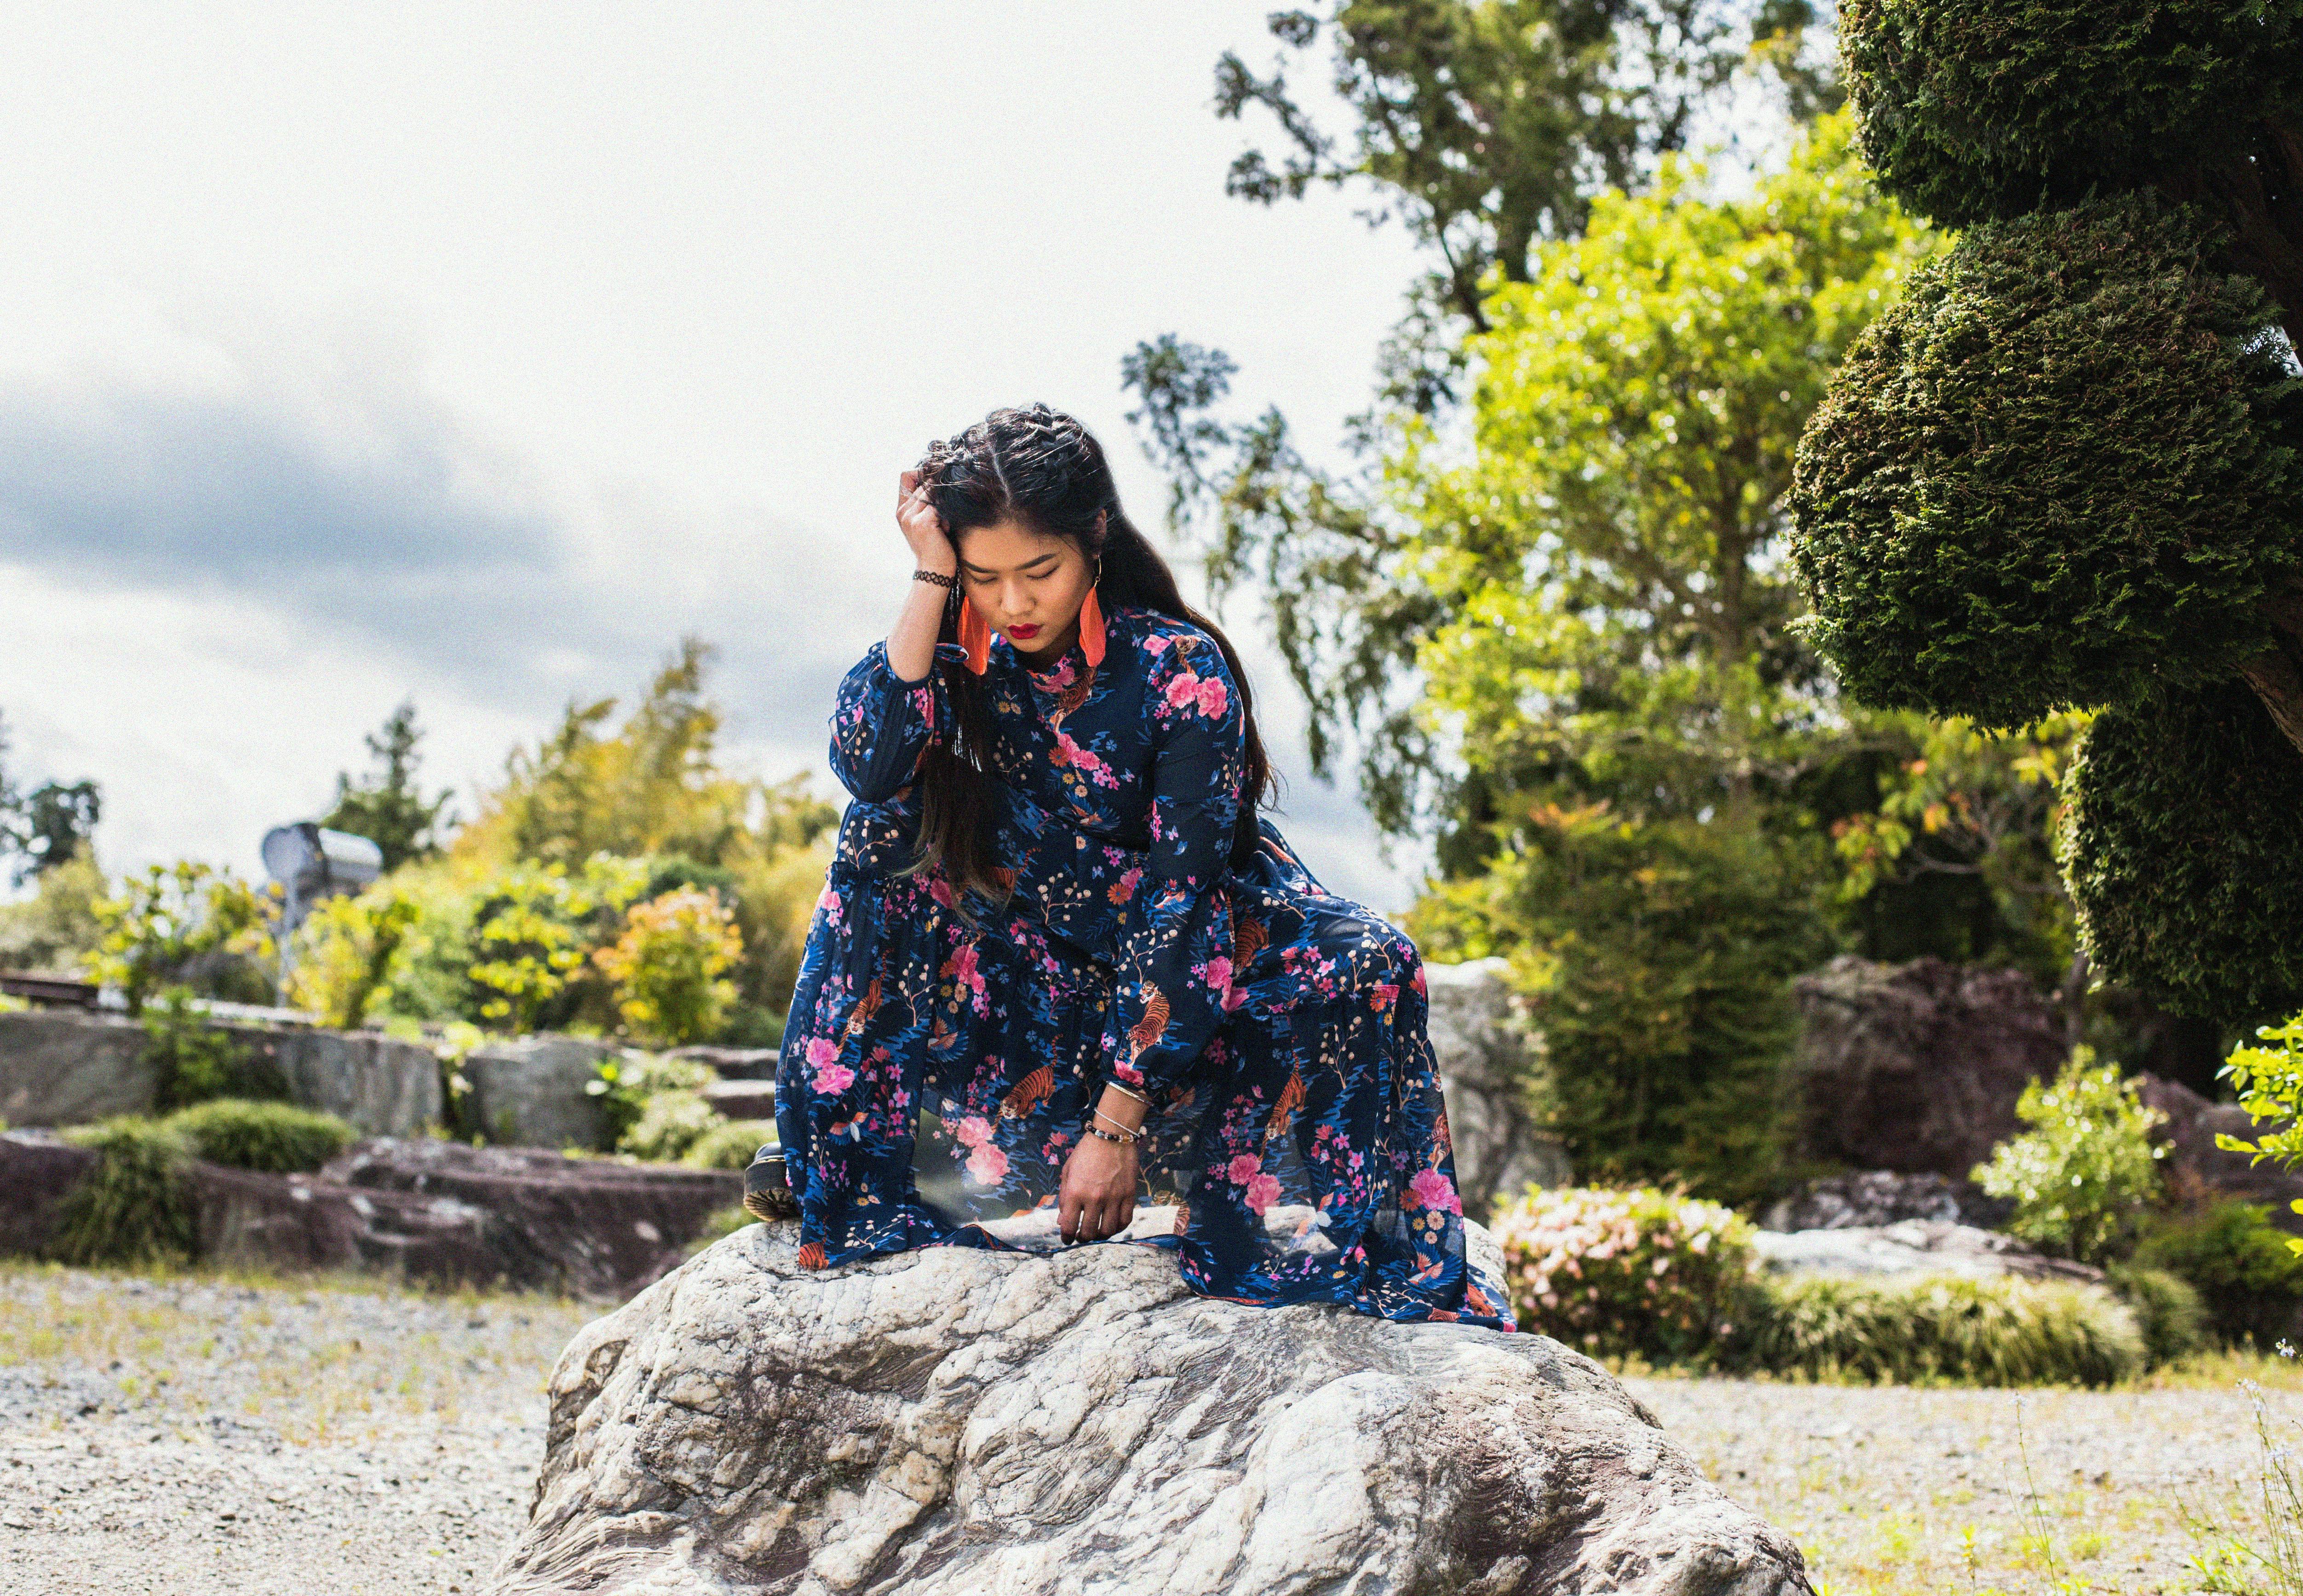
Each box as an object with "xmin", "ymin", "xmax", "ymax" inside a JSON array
[{"xmin": 1490, "ymin": 1185, "xmax": 1756, "ymax": 1362}]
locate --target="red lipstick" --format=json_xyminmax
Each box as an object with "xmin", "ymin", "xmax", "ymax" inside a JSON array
[{"xmin": 1008, "ymin": 624, "xmax": 1042, "ymax": 640}]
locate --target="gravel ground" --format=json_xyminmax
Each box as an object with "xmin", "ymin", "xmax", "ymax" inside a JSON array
[
  {"xmin": 1629, "ymin": 1372, "xmax": 2300, "ymax": 1595},
  {"xmin": 3, "ymin": 1260, "xmax": 2291, "ymax": 1595},
  {"xmin": 0, "ymin": 1261, "xmax": 590, "ymax": 1596}
]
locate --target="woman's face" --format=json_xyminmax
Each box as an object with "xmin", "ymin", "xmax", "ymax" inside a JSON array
[{"xmin": 954, "ymin": 517, "xmax": 1095, "ymax": 664}]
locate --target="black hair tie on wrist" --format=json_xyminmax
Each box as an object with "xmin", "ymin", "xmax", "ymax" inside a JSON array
[{"xmin": 913, "ymin": 568, "xmax": 959, "ymax": 590}]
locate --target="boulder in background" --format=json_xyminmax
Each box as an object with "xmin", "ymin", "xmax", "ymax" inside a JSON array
[
  {"xmin": 1424, "ymin": 957, "xmax": 1570, "ymax": 1217},
  {"xmin": 462, "ymin": 1036, "xmax": 613, "ymax": 1149}
]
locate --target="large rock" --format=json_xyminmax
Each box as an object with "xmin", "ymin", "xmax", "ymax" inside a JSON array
[
  {"xmin": 1763, "ymin": 1170, "xmax": 2010, "ymax": 1233},
  {"xmin": 2134, "ymin": 1072, "xmax": 2303, "ymax": 1234},
  {"xmin": 490, "ymin": 1223, "xmax": 1813, "ymax": 1596},
  {"xmin": 0, "ymin": 1131, "xmax": 741, "ymax": 1299},
  {"xmin": 1424, "ymin": 958, "xmax": 1572, "ymax": 1217},
  {"xmin": 0, "ymin": 1010, "xmax": 153, "ymax": 1125},
  {"xmin": 1752, "ymin": 1220, "xmax": 2104, "ymax": 1285},
  {"xmin": 0, "ymin": 1009, "xmax": 441, "ymax": 1136},
  {"xmin": 463, "ymin": 1036, "xmax": 613, "ymax": 1149},
  {"xmin": 1789, "ymin": 956, "xmax": 2067, "ymax": 1179}
]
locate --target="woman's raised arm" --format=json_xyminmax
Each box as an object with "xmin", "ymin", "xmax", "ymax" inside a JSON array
[
  {"xmin": 887, "ymin": 468, "xmax": 956, "ymax": 684},
  {"xmin": 824, "ymin": 472, "xmax": 964, "ymax": 803}
]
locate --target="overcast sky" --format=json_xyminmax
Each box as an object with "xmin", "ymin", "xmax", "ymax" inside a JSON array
[{"xmin": 0, "ymin": 3, "xmax": 1460, "ymax": 909}]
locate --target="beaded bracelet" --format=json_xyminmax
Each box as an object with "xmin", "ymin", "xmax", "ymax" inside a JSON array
[{"xmin": 1084, "ymin": 1123, "xmax": 1137, "ymax": 1146}]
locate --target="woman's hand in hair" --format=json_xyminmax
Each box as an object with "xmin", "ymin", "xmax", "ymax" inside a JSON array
[
  {"xmin": 1058, "ymin": 1133, "xmax": 1138, "ymax": 1245},
  {"xmin": 897, "ymin": 468, "xmax": 956, "ymax": 575}
]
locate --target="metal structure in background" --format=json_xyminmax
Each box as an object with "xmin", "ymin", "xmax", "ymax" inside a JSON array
[{"xmin": 260, "ymin": 823, "xmax": 385, "ymax": 999}]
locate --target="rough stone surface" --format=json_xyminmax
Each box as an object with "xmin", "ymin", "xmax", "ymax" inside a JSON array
[
  {"xmin": 2133, "ymin": 1071, "xmax": 2303, "ymax": 1234},
  {"xmin": 0, "ymin": 1011, "xmax": 155, "ymax": 1125},
  {"xmin": 1424, "ymin": 957, "xmax": 1572, "ymax": 1216},
  {"xmin": 322, "ymin": 1138, "xmax": 742, "ymax": 1298},
  {"xmin": 464, "ymin": 1036, "xmax": 613, "ymax": 1150},
  {"xmin": 701, "ymin": 1079, "xmax": 777, "ymax": 1122},
  {"xmin": 490, "ymin": 1222, "xmax": 1813, "ymax": 1596},
  {"xmin": 1789, "ymin": 956, "xmax": 2066, "ymax": 1179},
  {"xmin": 1762, "ymin": 1170, "xmax": 2011, "ymax": 1233},
  {"xmin": 1751, "ymin": 1221, "xmax": 2103, "ymax": 1285},
  {"xmin": 218, "ymin": 1026, "xmax": 443, "ymax": 1136},
  {"xmin": 0, "ymin": 1131, "xmax": 739, "ymax": 1299},
  {"xmin": 0, "ymin": 1010, "xmax": 441, "ymax": 1136},
  {"xmin": 671, "ymin": 1045, "xmax": 781, "ymax": 1080}
]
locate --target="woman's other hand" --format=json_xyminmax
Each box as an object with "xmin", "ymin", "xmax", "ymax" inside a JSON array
[
  {"xmin": 898, "ymin": 468, "xmax": 956, "ymax": 575},
  {"xmin": 1059, "ymin": 1134, "xmax": 1138, "ymax": 1244}
]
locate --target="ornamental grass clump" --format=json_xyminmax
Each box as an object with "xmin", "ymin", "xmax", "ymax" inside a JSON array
[
  {"xmin": 48, "ymin": 1118, "xmax": 197, "ymax": 1267},
  {"xmin": 1489, "ymin": 1186, "xmax": 1755, "ymax": 1362},
  {"xmin": 162, "ymin": 1098, "xmax": 357, "ymax": 1175},
  {"xmin": 1734, "ymin": 1274, "xmax": 2145, "ymax": 1387}
]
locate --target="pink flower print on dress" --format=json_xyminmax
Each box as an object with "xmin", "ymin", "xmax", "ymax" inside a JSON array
[
  {"xmin": 1370, "ymin": 982, "xmax": 1399, "ymax": 1013},
  {"xmin": 804, "ymin": 1036, "xmax": 840, "ymax": 1070},
  {"xmin": 955, "ymin": 1115, "xmax": 993, "ymax": 1149},
  {"xmin": 1202, "ymin": 954, "xmax": 1233, "ymax": 995},
  {"xmin": 1142, "ymin": 633, "xmax": 1171, "ymax": 655},
  {"xmin": 1227, "ymin": 1153, "xmax": 1261, "ymax": 1185},
  {"xmin": 815, "ymin": 885, "xmax": 844, "ymax": 926},
  {"xmin": 1244, "ymin": 1172, "xmax": 1281, "ymax": 1216},
  {"xmin": 966, "ymin": 1142, "xmax": 1009, "ymax": 1186},
  {"xmin": 812, "ymin": 1063, "xmax": 856, "ymax": 1095},
  {"xmin": 1195, "ymin": 676, "xmax": 1229, "ymax": 720},
  {"xmin": 1407, "ymin": 1167, "xmax": 1462, "ymax": 1215},
  {"xmin": 1163, "ymin": 671, "xmax": 1202, "ymax": 713}
]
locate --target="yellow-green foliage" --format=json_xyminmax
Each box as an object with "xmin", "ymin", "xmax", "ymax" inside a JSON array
[
  {"xmin": 1971, "ymin": 1051, "xmax": 2167, "ymax": 1266},
  {"xmin": 593, "ymin": 888, "xmax": 743, "ymax": 1046},
  {"xmin": 89, "ymin": 861, "xmax": 275, "ymax": 1016},
  {"xmin": 49, "ymin": 1119, "xmax": 196, "ymax": 1267},
  {"xmin": 286, "ymin": 884, "xmax": 421, "ymax": 1028},
  {"xmin": 2215, "ymin": 1012, "xmax": 2303, "ymax": 1184},
  {"xmin": 2104, "ymin": 1263, "xmax": 2210, "ymax": 1367},
  {"xmin": 1735, "ymin": 1273, "xmax": 2145, "ymax": 1387},
  {"xmin": 585, "ymin": 1051, "xmax": 719, "ymax": 1157},
  {"xmin": 0, "ymin": 847, "xmax": 107, "ymax": 973},
  {"xmin": 1488, "ymin": 1185, "xmax": 1755, "ymax": 1362},
  {"xmin": 465, "ymin": 856, "xmax": 644, "ymax": 1030},
  {"xmin": 682, "ymin": 1119, "xmax": 775, "ymax": 1172},
  {"xmin": 163, "ymin": 1099, "xmax": 356, "ymax": 1175},
  {"xmin": 2136, "ymin": 1202, "xmax": 2303, "ymax": 1349},
  {"xmin": 139, "ymin": 987, "xmax": 262, "ymax": 1110}
]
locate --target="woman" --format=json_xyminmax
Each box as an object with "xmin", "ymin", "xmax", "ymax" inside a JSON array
[{"xmin": 754, "ymin": 404, "xmax": 1508, "ymax": 1327}]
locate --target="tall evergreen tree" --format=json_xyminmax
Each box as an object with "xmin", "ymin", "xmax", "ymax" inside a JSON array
[
  {"xmin": 1787, "ymin": 0, "xmax": 2303, "ymax": 1021},
  {"xmin": 321, "ymin": 701, "xmax": 455, "ymax": 873}
]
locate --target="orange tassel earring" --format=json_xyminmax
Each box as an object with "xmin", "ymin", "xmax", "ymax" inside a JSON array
[
  {"xmin": 958, "ymin": 595, "xmax": 992, "ymax": 675},
  {"xmin": 1079, "ymin": 583, "xmax": 1107, "ymax": 668}
]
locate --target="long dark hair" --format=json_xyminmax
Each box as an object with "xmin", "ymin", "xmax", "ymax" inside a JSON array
[{"xmin": 910, "ymin": 403, "xmax": 1276, "ymax": 902}]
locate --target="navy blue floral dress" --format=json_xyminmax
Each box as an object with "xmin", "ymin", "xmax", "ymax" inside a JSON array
[{"xmin": 775, "ymin": 605, "xmax": 1510, "ymax": 1327}]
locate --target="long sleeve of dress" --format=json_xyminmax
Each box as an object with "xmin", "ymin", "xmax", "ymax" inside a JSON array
[
  {"xmin": 1102, "ymin": 632, "xmax": 1245, "ymax": 1095},
  {"xmin": 828, "ymin": 642, "xmax": 959, "ymax": 803}
]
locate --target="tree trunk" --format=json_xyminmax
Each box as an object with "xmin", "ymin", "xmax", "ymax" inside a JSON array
[{"xmin": 2241, "ymin": 587, "xmax": 2303, "ymax": 756}]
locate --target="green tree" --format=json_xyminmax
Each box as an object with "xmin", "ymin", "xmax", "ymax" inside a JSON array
[
  {"xmin": 321, "ymin": 700, "xmax": 454, "ymax": 872},
  {"xmin": 1786, "ymin": 0, "xmax": 2303, "ymax": 1022}
]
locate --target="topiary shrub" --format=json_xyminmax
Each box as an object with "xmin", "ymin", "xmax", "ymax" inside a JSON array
[
  {"xmin": 681, "ymin": 1119, "xmax": 775, "ymax": 1172},
  {"xmin": 2062, "ymin": 681, "xmax": 2303, "ymax": 1020},
  {"xmin": 162, "ymin": 1099, "xmax": 357, "ymax": 1175},
  {"xmin": 1971, "ymin": 1050, "xmax": 2167, "ymax": 1265},
  {"xmin": 48, "ymin": 1118, "xmax": 196, "ymax": 1267},
  {"xmin": 1840, "ymin": 0, "xmax": 2303, "ymax": 225},
  {"xmin": 1789, "ymin": 194, "xmax": 2303, "ymax": 733},
  {"xmin": 2106, "ymin": 1263, "xmax": 2211, "ymax": 1367},
  {"xmin": 2135, "ymin": 1200, "xmax": 2303, "ymax": 1348},
  {"xmin": 1488, "ymin": 1186, "xmax": 1756, "ymax": 1363},
  {"xmin": 1733, "ymin": 1273, "xmax": 2145, "ymax": 1386}
]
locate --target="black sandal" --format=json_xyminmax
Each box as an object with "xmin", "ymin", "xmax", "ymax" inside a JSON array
[{"xmin": 742, "ymin": 1145, "xmax": 799, "ymax": 1222}]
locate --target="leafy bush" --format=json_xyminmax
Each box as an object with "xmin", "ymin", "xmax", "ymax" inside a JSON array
[
  {"xmin": 467, "ymin": 857, "xmax": 644, "ymax": 1031},
  {"xmin": 286, "ymin": 885, "xmax": 422, "ymax": 1029},
  {"xmin": 1732, "ymin": 1273, "xmax": 2144, "ymax": 1387},
  {"xmin": 139, "ymin": 987, "xmax": 269, "ymax": 1111},
  {"xmin": 1971, "ymin": 1050, "xmax": 2166, "ymax": 1265},
  {"xmin": 2063, "ymin": 682, "xmax": 2303, "ymax": 1022},
  {"xmin": 585, "ymin": 1051, "xmax": 718, "ymax": 1156},
  {"xmin": 1790, "ymin": 194, "xmax": 2303, "ymax": 733},
  {"xmin": 1840, "ymin": 0, "xmax": 2303, "ymax": 224},
  {"xmin": 2222, "ymin": 1012, "xmax": 2303, "ymax": 1178},
  {"xmin": 2105, "ymin": 1263, "xmax": 2210, "ymax": 1367},
  {"xmin": 592, "ymin": 888, "xmax": 744, "ymax": 1047},
  {"xmin": 90, "ymin": 861, "xmax": 276, "ymax": 1016},
  {"xmin": 162, "ymin": 1099, "xmax": 356, "ymax": 1175},
  {"xmin": 49, "ymin": 1119, "xmax": 196, "ymax": 1267},
  {"xmin": 620, "ymin": 1090, "xmax": 722, "ymax": 1164},
  {"xmin": 0, "ymin": 848, "xmax": 107, "ymax": 973},
  {"xmin": 1489, "ymin": 1186, "xmax": 1756, "ymax": 1362},
  {"xmin": 2135, "ymin": 1202, "xmax": 2303, "ymax": 1349},
  {"xmin": 682, "ymin": 1119, "xmax": 775, "ymax": 1172}
]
